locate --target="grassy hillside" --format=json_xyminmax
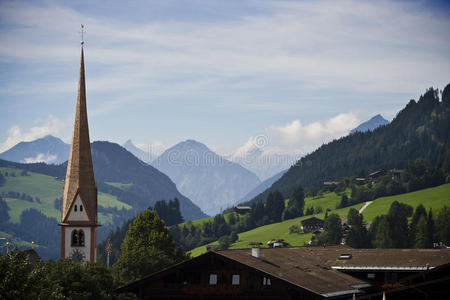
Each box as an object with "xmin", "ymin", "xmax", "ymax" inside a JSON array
[
  {"xmin": 0, "ymin": 167, "xmax": 131, "ymax": 225},
  {"xmin": 0, "ymin": 231, "xmax": 33, "ymax": 248},
  {"xmin": 105, "ymin": 182, "xmax": 133, "ymax": 191},
  {"xmin": 362, "ymin": 183, "xmax": 450, "ymax": 221},
  {"xmin": 189, "ymin": 183, "xmax": 450, "ymax": 257},
  {"xmin": 180, "ymin": 189, "xmax": 349, "ymax": 228}
]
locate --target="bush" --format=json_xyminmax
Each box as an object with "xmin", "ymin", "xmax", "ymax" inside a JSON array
[{"xmin": 289, "ymin": 225, "xmax": 302, "ymax": 234}]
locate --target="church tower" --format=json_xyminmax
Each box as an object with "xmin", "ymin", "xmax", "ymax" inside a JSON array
[{"xmin": 60, "ymin": 36, "xmax": 98, "ymax": 263}]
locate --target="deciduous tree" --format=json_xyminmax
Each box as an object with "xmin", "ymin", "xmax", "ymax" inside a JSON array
[{"xmin": 115, "ymin": 209, "xmax": 188, "ymax": 283}]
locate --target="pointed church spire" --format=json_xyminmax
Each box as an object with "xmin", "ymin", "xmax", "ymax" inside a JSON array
[{"xmin": 61, "ymin": 41, "xmax": 97, "ymax": 224}]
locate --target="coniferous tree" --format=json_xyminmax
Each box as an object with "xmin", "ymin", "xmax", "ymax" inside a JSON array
[
  {"xmin": 339, "ymin": 194, "xmax": 349, "ymax": 208},
  {"xmin": 436, "ymin": 206, "xmax": 450, "ymax": 245},
  {"xmin": 388, "ymin": 201, "xmax": 413, "ymax": 248},
  {"xmin": 345, "ymin": 209, "xmax": 370, "ymax": 248},
  {"xmin": 0, "ymin": 196, "xmax": 9, "ymax": 224},
  {"xmin": 282, "ymin": 186, "xmax": 305, "ymax": 220},
  {"xmin": 409, "ymin": 204, "xmax": 427, "ymax": 245},
  {"xmin": 153, "ymin": 198, "xmax": 184, "ymax": 226},
  {"xmin": 318, "ymin": 213, "xmax": 342, "ymax": 245},
  {"xmin": 372, "ymin": 216, "xmax": 395, "ymax": 248},
  {"xmin": 265, "ymin": 191, "xmax": 285, "ymax": 223},
  {"xmin": 427, "ymin": 209, "xmax": 435, "ymax": 246},
  {"xmin": 0, "ymin": 172, "xmax": 5, "ymax": 187},
  {"xmin": 414, "ymin": 216, "xmax": 429, "ymax": 248},
  {"xmin": 228, "ymin": 212, "xmax": 236, "ymax": 226}
]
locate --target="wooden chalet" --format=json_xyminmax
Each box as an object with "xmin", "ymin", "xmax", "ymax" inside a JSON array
[
  {"xmin": 116, "ymin": 246, "xmax": 450, "ymax": 300},
  {"xmin": 367, "ymin": 170, "xmax": 386, "ymax": 181},
  {"xmin": 233, "ymin": 206, "xmax": 251, "ymax": 214},
  {"xmin": 116, "ymin": 247, "xmax": 371, "ymax": 299},
  {"xmin": 301, "ymin": 217, "xmax": 324, "ymax": 232}
]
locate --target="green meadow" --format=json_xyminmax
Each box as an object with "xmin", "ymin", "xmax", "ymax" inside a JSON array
[
  {"xmin": 0, "ymin": 168, "xmax": 132, "ymax": 225},
  {"xmin": 189, "ymin": 184, "xmax": 450, "ymax": 257}
]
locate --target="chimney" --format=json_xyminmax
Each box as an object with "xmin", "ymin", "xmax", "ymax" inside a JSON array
[{"xmin": 252, "ymin": 247, "xmax": 260, "ymax": 258}]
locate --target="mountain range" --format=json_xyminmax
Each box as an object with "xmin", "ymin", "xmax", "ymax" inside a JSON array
[
  {"xmin": 0, "ymin": 135, "xmax": 69, "ymax": 164},
  {"xmin": 0, "ymin": 141, "xmax": 207, "ymax": 221},
  {"xmin": 0, "ymin": 114, "xmax": 393, "ymax": 216},
  {"xmin": 153, "ymin": 140, "xmax": 261, "ymax": 215},
  {"xmin": 122, "ymin": 139, "xmax": 157, "ymax": 164}
]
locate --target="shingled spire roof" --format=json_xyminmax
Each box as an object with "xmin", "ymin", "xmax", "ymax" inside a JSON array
[{"xmin": 61, "ymin": 45, "xmax": 97, "ymax": 223}]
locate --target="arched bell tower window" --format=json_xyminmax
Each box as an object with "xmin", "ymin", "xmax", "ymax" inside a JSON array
[
  {"xmin": 74, "ymin": 205, "xmax": 78, "ymax": 212},
  {"xmin": 71, "ymin": 229, "xmax": 85, "ymax": 247},
  {"xmin": 79, "ymin": 230, "xmax": 85, "ymax": 246},
  {"xmin": 71, "ymin": 230, "xmax": 78, "ymax": 246},
  {"xmin": 80, "ymin": 205, "xmax": 83, "ymax": 212}
]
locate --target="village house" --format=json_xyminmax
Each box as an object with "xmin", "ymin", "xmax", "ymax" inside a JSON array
[
  {"xmin": 116, "ymin": 246, "xmax": 450, "ymax": 299},
  {"xmin": 367, "ymin": 170, "xmax": 386, "ymax": 181},
  {"xmin": 267, "ymin": 239, "xmax": 289, "ymax": 248},
  {"xmin": 233, "ymin": 206, "xmax": 251, "ymax": 215},
  {"xmin": 301, "ymin": 217, "xmax": 324, "ymax": 232}
]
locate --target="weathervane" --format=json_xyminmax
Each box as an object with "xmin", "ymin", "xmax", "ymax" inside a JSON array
[{"xmin": 80, "ymin": 24, "xmax": 86, "ymax": 45}]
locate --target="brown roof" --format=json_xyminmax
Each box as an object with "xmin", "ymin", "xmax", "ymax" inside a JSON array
[
  {"xmin": 307, "ymin": 246, "xmax": 450, "ymax": 270},
  {"xmin": 117, "ymin": 246, "xmax": 450, "ymax": 298},
  {"xmin": 301, "ymin": 216, "xmax": 324, "ymax": 225},
  {"xmin": 61, "ymin": 46, "xmax": 97, "ymax": 224},
  {"xmin": 216, "ymin": 248, "xmax": 368, "ymax": 297},
  {"xmin": 217, "ymin": 246, "xmax": 450, "ymax": 295}
]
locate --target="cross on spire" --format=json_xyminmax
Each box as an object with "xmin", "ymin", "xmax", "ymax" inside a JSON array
[{"xmin": 80, "ymin": 24, "xmax": 85, "ymax": 45}]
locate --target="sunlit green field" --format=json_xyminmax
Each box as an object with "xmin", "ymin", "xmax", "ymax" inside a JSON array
[
  {"xmin": 0, "ymin": 168, "xmax": 131, "ymax": 225},
  {"xmin": 189, "ymin": 203, "xmax": 364, "ymax": 257},
  {"xmin": 362, "ymin": 183, "xmax": 450, "ymax": 221},
  {"xmin": 189, "ymin": 184, "xmax": 450, "ymax": 257}
]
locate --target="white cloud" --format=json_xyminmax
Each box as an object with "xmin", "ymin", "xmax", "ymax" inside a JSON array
[
  {"xmin": 0, "ymin": 0, "xmax": 448, "ymax": 102},
  {"xmin": 234, "ymin": 112, "xmax": 360, "ymax": 157},
  {"xmin": 266, "ymin": 113, "xmax": 359, "ymax": 153},
  {"xmin": 0, "ymin": 116, "xmax": 66, "ymax": 152},
  {"xmin": 23, "ymin": 153, "xmax": 58, "ymax": 164}
]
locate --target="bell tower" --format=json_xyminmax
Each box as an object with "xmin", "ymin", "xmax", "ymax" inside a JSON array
[{"xmin": 60, "ymin": 28, "xmax": 98, "ymax": 263}]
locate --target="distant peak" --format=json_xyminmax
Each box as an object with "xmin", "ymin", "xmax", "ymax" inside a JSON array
[
  {"xmin": 351, "ymin": 114, "xmax": 389, "ymax": 133},
  {"xmin": 371, "ymin": 114, "xmax": 387, "ymax": 121},
  {"xmin": 39, "ymin": 135, "xmax": 66, "ymax": 143},
  {"xmin": 162, "ymin": 139, "xmax": 212, "ymax": 154},
  {"xmin": 123, "ymin": 139, "xmax": 134, "ymax": 146},
  {"xmin": 42, "ymin": 134, "xmax": 58, "ymax": 140},
  {"xmin": 184, "ymin": 139, "xmax": 201, "ymax": 144}
]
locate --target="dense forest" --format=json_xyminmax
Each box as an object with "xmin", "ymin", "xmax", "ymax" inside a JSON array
[
  {"xmin": 317, "ymin": 202, "xmax": 450, "ymax": 249},
  {"xmin": 244, "ymin": 84, "xmax": 450, "ymax": 206}
]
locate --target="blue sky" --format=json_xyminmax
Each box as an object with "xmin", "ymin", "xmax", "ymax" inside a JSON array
[{"xmin": 0, "ymin": 0, "xmax": 449, "ymax": 156}]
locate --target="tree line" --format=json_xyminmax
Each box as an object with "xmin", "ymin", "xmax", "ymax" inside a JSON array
[
  {"xmin": 1, "ymin": 207, "xmax": 188, "ymax": 299},
  {"xmin": 316, "ymin": 202, "xmax": 450, "ymax": 249},
  {"xmin": 338, "ymin": 159, "xmax": 445, "ymax": 208}
]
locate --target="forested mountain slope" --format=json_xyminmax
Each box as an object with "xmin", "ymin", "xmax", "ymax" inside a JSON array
[{"xmin": 247, "ymin": 85, "xmax": 450, "ymax": 205}]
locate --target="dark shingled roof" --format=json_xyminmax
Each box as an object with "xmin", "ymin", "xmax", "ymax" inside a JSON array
[
  {"xmin": 216, "ymin": 247, "xmax": 368, "ymax": 297},
  {"xmin": 307, "ymin": 246, "xmax": 450, "ymax": 270},
  {"xmin": 117, "ymin": 246, "xmax": 450, "ymax": 298},
  {"xmin": 216, "ymin": 246, "xmax": 450, "ymax": 295}
]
